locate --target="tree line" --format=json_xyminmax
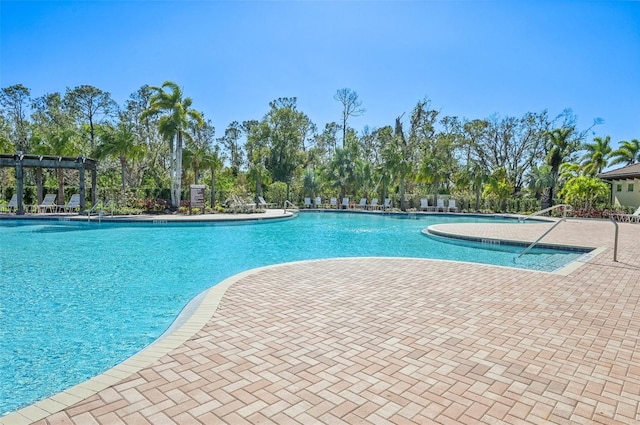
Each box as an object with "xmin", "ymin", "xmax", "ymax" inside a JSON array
[{"xmin": 0, "ymin": 82, "xmax": 638, "ymax": 213}]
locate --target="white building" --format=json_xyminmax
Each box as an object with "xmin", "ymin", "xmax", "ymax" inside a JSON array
[{"xmin": 598, "ymin": 163, "xmax": 640, "ymax": 209}]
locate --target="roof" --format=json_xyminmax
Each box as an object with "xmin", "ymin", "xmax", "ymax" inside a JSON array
[{"xmin": 598, "ymin": 163, "xmax": 640, "ymax": 180}]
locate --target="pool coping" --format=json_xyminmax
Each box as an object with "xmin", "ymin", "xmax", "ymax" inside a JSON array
[{"xmin": 0, "ymin": 209, "xmax": 297, "ymax": 224}]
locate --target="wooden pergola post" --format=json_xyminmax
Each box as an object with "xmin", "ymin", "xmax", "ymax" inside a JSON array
[
  {"xmin": 78, "ymin": 159, "xmax": 86, "ymax": 214},
  {"xmin": 15, "ymin": 156, "xmax": 24, "ymax": 215}
]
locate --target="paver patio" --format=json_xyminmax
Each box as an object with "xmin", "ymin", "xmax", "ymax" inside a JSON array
[{"xmin": 2, "ymin": 217, "xmax": 639, "ymax": 424}]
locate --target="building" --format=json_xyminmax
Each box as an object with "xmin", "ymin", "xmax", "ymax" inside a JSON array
[{"xmin": 598, "ymin": 163, "xmax": 640, "ymax": 209}]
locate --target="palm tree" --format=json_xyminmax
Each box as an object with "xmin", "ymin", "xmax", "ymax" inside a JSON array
[
  {"xmin": 483, "ymin": 167, "xmax": 513, "ymax": 212},
  {"xmin": 581, "ymin": 135, "xmax": 612, "ymax": 176},
  {"xmin": 302, "ymin": 168, "xmax": 319, "ymax": 199},
  {"xmin": 327, "ymin": 147, "xmax": 356, "ymax": 200},
  {"xmin": 201, "ymin": 147, "xmax": 224, "ymax": 208},
  {"xmin": 31, "ymin": 126, "xmax": 81, "ymax": 204},
  {"xmin": 455, "ymin": 161, "xmax": 489, "ymax": 211},
  {"xmin": 526, "ymin": 164, "xmax": 554, "ymax": 202},
  {"xmin": 141, "ymin": 81, "xmax": 203, "ymax": 209},
  {"xmin": 544, "ymin": 127, "xmax": 577, "ymax": 208},
  {"xmin": 184, "ymin": 118, "xmax": 216, "ymax": 186},
  {"xmin": 384, "ymin": 117, "xmax": 417, "ymax": 211},
  {"xmin": 610, "ymin": 139, "xmax": 640, "ymax": 166},
  {"xmin": 354, "ymin": 159, "xmax": 372, "ymax": 199},
  {"xmin": 95, "ymin": 121, "xmax": 145, "ymax": 193},
  {"xmin": 183, "ymin": 141, "xmax": 209, "ymax": 185}
]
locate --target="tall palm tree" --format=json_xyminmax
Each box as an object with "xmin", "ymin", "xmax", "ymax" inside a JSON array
[
  {"xmin": 610, "ymin": 139, "xmax": 640, "ymax": 166},
  {"xmin": 385, "ymin": 117, "xmax": 416, "ymax": 211},
  {"xmin": 141, "ymin": 81, "xmax": 203, "ymax": 208},
  {"xmin": 544, "ymin": 127, "xmax": 576, "ymax": 208},
  {"xmin": 581, "ymin": 135, "xmax": 612, "ymax": 176}
]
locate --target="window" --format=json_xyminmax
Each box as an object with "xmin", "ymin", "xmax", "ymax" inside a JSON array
[
  {"xmin": 628, "ymin": 183, "xmax": 635, "ymax": 192},
  {"xmin": 617, "ymin": 184, "xmax": 623, "ymax": 192}
]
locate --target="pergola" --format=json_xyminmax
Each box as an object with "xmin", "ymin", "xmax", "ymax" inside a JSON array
[{"xmin": 0, "ymin": 153, "xmax": 97, "ymax": 215}]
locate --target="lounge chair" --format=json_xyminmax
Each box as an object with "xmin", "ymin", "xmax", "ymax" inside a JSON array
[
  {"xmin": 436, "ymin": 199, "xmax": 445, "ymax": 212},
  {"xmin": 420, "ymin": 198, "xmax": 433, "ymax": 212},
  {"xmin": 356, "ymin": 198, "xmax": 366, "ymax": 209},
  {"xmin": 368, "ymin": 198, "xmax": 379, "ymax": 210},
  {"xmin": 615, "ymin": 206, "xmax": 640, "ymax": 223},
  {"xmin": 315, "ymin": 197, "xmax": 322, "ymax": 208},
  {"xmin": 383, "ymin": 198, "xmax": 392, "ymax": 210},
  {"xmin": 36, "ymin": 194, "xmax": 57, "ymax": 213},
  {"xmin": 341, "ymin": 197, "xmax": 350, "ymax": 209},
  {"xmin": 448, "ymin": 199, "xmax": 458, "ymax": 213},
  {"xmin": 4, "ymin": 194, "xmax": 18, "ymax": 212},
  {"xmin": 258, "ymin": 196, "xmax": 275, "ymax": 209},
  {"xmin": 231, "ymin": 195, "xmax": 255, "ymax": 209},
  {"xmin": 329, "ymin": 197, "xmax": 338, "ymax": 208},
  {"xmin": 59, "ymin": 194, "xmax": 81, "ymax": 213},
  {"xmin": 304, "ymin": 197, "xmax": 312, "ymax": 208}
]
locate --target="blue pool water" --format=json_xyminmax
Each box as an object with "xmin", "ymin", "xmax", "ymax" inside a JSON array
[{"xmin": 0, "ymin": 212, "xmax": 585, "ymax": 415}]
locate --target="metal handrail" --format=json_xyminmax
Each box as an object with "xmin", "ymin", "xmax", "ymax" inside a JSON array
[
  {"xmin": 87, "ymin": 199, "xmax": 103, "ymax": 219},
  {"xmin": 87, "ymin": 199, "xmax": 115, "ymax": 222},
  {"xmin": 283, "ymin": 200, "xmax": 299, "ymax": 214},
  {"xmin": 519, "ymin": 204, "xmax": 573, "ymax": 222},
  {"xmin": 514, "ymin": 217, "xmax": 567, "ymax": 261},
  {"xmin": 515, "ymin": 216, "xmax": 619, "ymax": 263},
  {"xmin": 102, "ymin": 200, "xmax": 115, "ymax": 216}
]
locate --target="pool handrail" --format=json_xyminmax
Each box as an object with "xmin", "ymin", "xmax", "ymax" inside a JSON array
[
  {"xmin": 283, "ymin": 200, "xmax": 299, "ymax": 214},
  {"xmin": 87, "ymin": 199, "xmax": 115, "ymax": 222},
  {"xmin": 515, "ymin": 216, "xmax": 619, "ymax": 263},
  {"xmin": 518, "ymin": 204, "xmax": 572, "ymax": 222}
]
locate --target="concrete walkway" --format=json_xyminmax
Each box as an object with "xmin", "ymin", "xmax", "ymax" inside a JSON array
[{"xmin": 2, "ymin": 218, "xmax": 639, "ymax": 424}]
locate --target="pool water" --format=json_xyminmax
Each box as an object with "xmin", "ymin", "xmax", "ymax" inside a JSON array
[{"xmin": 0, "ymin": 212, "xmax": 584, "ymax": 415}]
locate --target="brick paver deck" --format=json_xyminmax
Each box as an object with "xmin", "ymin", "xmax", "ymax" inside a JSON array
[{"xmin": 3, "ymin": 217, "xmax": 639, "ymax": 424}]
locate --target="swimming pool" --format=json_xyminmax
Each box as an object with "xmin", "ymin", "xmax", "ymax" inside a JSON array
[{"xmin": 0, "ymin": 212, "xmax": 585, "ymax": 415}]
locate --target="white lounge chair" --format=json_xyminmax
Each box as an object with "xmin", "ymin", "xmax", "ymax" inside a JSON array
[
  {"xmin": 368, "ymin": 198, "xmax": 379, "ymax": 210},
  {"xmin": 341, "ymin": 197, "xmax": 350, "ymax": 209},
  {"xmin": 36, "ymin": 194, "xmax": 57, "ymax": 213},
  {"xmin": 315, "ymin": 196, "xmax": 322, "ymax": 208},
  {"xmin": 420, "ymin": 198, "xmax": 433, "ymax": 212},
  {"xmin": 448, "ymin": 199, "xmax": 458, "ymax": 213},
  {"xmin": 356, "ymin": 198, "xmax": 366, "ymax": 209},
  {"xmin": 329, "ymin": 197, "xmax": 338, "ymax": 208},
  {"xmin": 231, "ymin": 195, "xmax": 255, "ymax": 209},
  {"xmin": 383, "ymin": 198, "xmax": 392, "ymax": 210},
  {"xmin": 258, "ymin": 196, "xmax": 275, "ymax": 209},
  {"xmin": 304, "ymin": 197, "xmax": 312, "ymax": 208},
  {"xmin": 5, "ymin": 194, "xmax": 18, "ymax": 212},
  {"xmin": 616, "ymin": 206, "xmax": 640, "ymax": 223},
  {"xmin": 59, "ymin": 194, "xmax": 81, "ymax": 213},
  {"xmin": 436, "ymin": 199, "xmax": 445, "ymax": 212}
]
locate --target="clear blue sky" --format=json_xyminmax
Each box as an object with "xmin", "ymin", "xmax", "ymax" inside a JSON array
[{"xmin": 1, "ymin": 0, "xmax": 639, "ymax": 152}]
